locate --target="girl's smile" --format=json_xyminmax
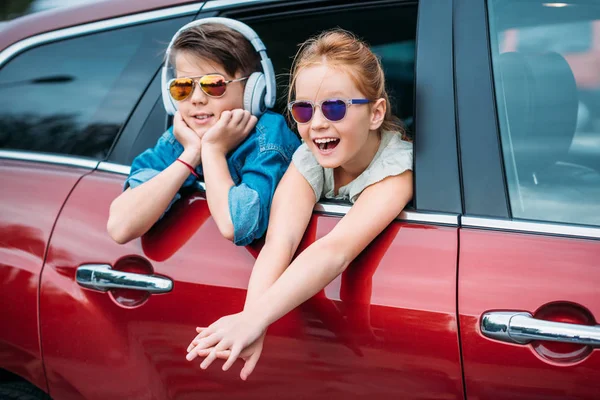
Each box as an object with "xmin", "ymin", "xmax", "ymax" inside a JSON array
[{"xmin": 313, "ymin": 137, "xmax": 341, "ymax": 153}]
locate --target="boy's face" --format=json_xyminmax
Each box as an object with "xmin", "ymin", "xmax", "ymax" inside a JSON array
[{"xmin": 174, "ymin": 51, "xmax": 245, "ymax": 137}]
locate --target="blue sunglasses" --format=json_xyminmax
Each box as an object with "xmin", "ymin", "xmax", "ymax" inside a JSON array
[{"xmin": 288, "ymin": 98, "xmax": 371, "ymax": 124}]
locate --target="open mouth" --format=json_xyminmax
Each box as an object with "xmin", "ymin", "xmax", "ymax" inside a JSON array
[{"xmin": 314, "ymin": 138, "xmax": 340, "ymax": 151}]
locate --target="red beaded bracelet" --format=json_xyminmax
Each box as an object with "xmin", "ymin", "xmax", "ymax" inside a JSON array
[{"xmin": 176, "ymin": 158, "xmax": 200, "ymax": 178}]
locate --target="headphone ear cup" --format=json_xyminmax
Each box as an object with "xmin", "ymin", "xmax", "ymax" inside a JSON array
[
  {"xmin": 162, "ymin": 66, "xmax": 178, "ymax": 115},
  {"xmin": 243, "ymin": 72, "xmax": 267, "ymax": 116}
]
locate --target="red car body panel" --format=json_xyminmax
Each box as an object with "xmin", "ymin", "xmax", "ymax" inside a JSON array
[
  {"xmin": 459, "ymin": 229, "xmax": 600, "ymax": 400},
  {"xmin": 39, "ymin": 171, "xmax": 463, "ymax": 399},
  {"xmin": 0, "ymin": 160, "xmax": 89, "ymax": 392}
]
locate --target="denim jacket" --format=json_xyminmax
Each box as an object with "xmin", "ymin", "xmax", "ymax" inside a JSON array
[{"xmin": 125, "ymin": 111, "xmax": 300, "ymax": 246}]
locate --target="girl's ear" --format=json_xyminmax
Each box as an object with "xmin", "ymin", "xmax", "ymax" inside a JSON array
[{"xmin": 369, "ymin": 98, "xmax": 386, "ymax": 131}]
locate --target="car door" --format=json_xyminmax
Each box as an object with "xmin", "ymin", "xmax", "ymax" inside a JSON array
[
  {"xmin": 0, "ymin": 6, "xmax": 190, "ymax": 394},
  {"xmin": 41, "ymin": 1, "xmax": 464, "ymax": 399},
  {"xmin": 455, "ymin": 1, "xmax": 600, "ymax": 399},
  {"xmin": 5, "ymin": 8, "xmax": 197, "ymax": 400}
]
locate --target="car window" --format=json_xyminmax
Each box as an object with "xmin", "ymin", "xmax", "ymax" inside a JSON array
[
  {"xmin": 488, "ymin": 0, "xmax": 600, "ymax": 226},
  {"xmin": 250, "ymin": 3, "xmax": 417, "ymax": 137},
  {"xmin": 0, "ymin": 16, "xmax": 188, "ymax": 160}
]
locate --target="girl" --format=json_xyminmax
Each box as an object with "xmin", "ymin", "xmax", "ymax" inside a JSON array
[{"xmin": 185, "ymin": 29, "xmax": 413, "ymax": 380}]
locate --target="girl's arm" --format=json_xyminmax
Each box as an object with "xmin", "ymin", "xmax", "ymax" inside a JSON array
[
  {"xmin": 244, "ymin": 163, "xmax": 316, "ymax": 308},
  {"xmin": 186, "ymin": 164, "xmax": 315, "ymax": 373},
  {"xmin": 193, "ymin": 170, "xmax": 413, "ymax": 373},
  {"xmin": 249, "ymin": 170, "xmax": 413, "ymax": 328}
]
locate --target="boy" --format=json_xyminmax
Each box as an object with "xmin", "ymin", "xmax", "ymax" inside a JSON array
[{"xmin": 107, "ymin": 22, "xmax": 300, "ymax": 246}]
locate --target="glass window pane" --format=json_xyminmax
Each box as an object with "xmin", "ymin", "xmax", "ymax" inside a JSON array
[
  {"xmin": 0, "ymin": 17, "xmax": 187, "ymax": 159},
  {"xmin": 488, "ymin": 0, "xmax": 600, "ymax": 226}
]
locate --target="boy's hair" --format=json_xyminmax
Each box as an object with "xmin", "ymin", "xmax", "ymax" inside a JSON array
[
  {"xmin": 288, "ymin": 29, "xmax": 405, "ymax": 135},
  {"xmin": 170, "ymin": 23, "xmax": 261, "ymax": 78}
]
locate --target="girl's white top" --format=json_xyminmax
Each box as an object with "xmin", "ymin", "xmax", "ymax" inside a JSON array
[{"xmin": 292, "ymin": 131, "xmax": 413, "ymax": 203}]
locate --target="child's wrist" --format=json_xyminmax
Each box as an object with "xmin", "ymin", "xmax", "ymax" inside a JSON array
[
  {"xmin": 179, "ymin": 149, "xmax": 201, "ymax": 168},
  {"xmin": 243, "ymin": 306, "xmax": 270, "ymax": 330},
  {"xmin": 201, "ymin": 141, "xmax": 227, "ymax": 156}
]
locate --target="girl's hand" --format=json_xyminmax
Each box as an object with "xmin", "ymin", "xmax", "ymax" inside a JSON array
[
  {"xmin": 173, "ymin": 111, "xmax": 202, "ymax": 166},
  {"xmin": 202, "ymin": 109, "xmax": 257, "ymax": 155},
  {"xmin": 188, "ymin": 330, "xmax": 266, "ymax": 381},
  {"xmin": 186, "ymin": 313, "xmax": 241, "ymax": 353},
  {"xmin": 185, "ymin": 311, "xmax": 267, "ymax": 376}
]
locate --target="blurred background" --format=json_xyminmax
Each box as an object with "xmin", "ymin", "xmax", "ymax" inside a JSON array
[{"xmin": 0, "ymin": 0, "xmax": 96, "ymax": 28}]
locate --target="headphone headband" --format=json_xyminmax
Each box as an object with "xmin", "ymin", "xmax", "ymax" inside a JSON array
[{"xmin": 161, "ymin": 17, "xmax": 276, "ymax": 115}]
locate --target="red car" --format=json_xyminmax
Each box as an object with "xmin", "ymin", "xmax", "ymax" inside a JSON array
[{"xmin": 1, "ymin": 0, "xmax": 599, "ymax": 399}]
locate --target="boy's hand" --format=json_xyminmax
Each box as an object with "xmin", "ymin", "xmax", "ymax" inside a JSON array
[
  {"xmin": 173, "ymin": 111, "xmax": 202, "ymax": 167},
  {"xmin": 202, "ymin": 109, "xmax": 257, "ymax": 155}
]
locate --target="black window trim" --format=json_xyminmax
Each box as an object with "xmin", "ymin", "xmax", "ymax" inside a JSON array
[
  {"xmin": 413, "ymin": 0, "xmax": 462, "ymax": 214},
  {"xmin": 454, "ymin": 0, "xmax": 511, "ymax": 219}
]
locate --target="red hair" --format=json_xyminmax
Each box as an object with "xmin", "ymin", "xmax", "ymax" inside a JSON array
[{"xmin": 288, "ymin": 29, "xmax": 404, "ymax": 135}]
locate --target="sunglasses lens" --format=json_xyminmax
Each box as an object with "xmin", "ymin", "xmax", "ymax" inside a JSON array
[
  {"xmin": 291, "ymin": 102, "xmax": 313, "ymax": 123},
  {"xmin": 200, "ymin": 74, "xmax": 227, "ymax": 97},
  {"xmin": 321, "ymin": 99, "xmax": 347, "ymax": 122},
  {"xmin": 169, "ymin": 78, "xmax": 193, "ymax": 101}
]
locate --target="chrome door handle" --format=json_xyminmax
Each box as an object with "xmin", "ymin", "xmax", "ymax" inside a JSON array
[
  {"xmin": 76, "ymin": 264, "xmax": 173, "ymax": 294},
  {"xmin": 481, "ymin": 311, "xmax": 600, "ymax": 347}
]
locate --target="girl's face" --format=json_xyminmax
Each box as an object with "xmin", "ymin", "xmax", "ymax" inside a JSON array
[
  {"xmin": 293, "ymin": 64, "xmax": 385, "ymax": 170},
  {"xmin": 174, "ymin": 51, "xmax": 245, "ymax": 137}
]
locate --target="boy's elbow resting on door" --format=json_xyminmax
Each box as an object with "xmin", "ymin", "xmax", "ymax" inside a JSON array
[
  {"xmin": 106, "ymin": 214, "xmax": 142, "ymax": 244},
  {"xmin": 107, "ymin": 203, "xmax": 142, "ymax": 244},
  {"xmin": 107, "ymin": 218, "xmax": 132, "ymax": 244},
  {"xmin": 215, "ymin": 220, "xmax": 235, "ymax": 242}
]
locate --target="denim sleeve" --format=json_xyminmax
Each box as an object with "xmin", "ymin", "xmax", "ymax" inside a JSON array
[
  {"xmin": 124, "ymin": 128, "xmax": 196, "ymax": 213},
  {"xmin": 228, "ymin": 150, "xmax": 289, "ymax": 246}
]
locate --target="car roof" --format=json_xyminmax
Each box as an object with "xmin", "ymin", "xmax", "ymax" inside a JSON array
[{"xmin": 0, "ymin": 0, "xmax": 200, "ymax": 52}]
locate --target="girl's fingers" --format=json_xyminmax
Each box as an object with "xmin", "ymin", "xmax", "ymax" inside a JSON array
[
  {"xmin": 197, "ymin": 328, "xmax": 213, "ymax": 339},
  {"xmin": 189, "ymin": 330, "xmax": 211, "ymax": 350},
  {"xmin": 222, "ymin": 343, "xmax": 243, "ymax": 372},
  {"xmin": 200, "ymin": 350, "xmax": 218, "ymax": 370},
  {"xmin": 194, "ymin": 348, "xmax": 231, "ymax": 358},
  {"xmin": 187, "ymin": 328, "xmax": 208, "ymax": 352},
  {"xmin": 240, "ymin": 351, "xmax": 260, "ymax": 381},
  {"xmin": 199, "ymin": 338, "xmax": 232, "ymax": 369},
  {"xmin": 186, "ymin": 333, "xmax": 222, "ymax": 361},
  {"xmin": 192, "ymin": 327, "xmax": 213, "ymax": 344}
]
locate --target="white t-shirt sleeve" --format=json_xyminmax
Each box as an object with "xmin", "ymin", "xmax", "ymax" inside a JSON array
[
  {"xmin": 292, "ymin": 143, "xmax": 324, "ymax": 203},
  {"xmin": 349, "ymin": 134, "xmax": 413, "ymax": 203}
]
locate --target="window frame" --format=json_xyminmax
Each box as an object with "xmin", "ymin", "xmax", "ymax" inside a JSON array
[
  {"xmin": 454, "ymin": 0, "xmax": 511, "ymax": 219},
  {"xmin": 456, "ymin": 0, "xmax": 600, "ymax": 239}
]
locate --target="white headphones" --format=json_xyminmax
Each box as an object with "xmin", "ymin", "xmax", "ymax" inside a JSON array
[{"xmin": 161, "ymin": 17, "xmax": 276, "ymax": 117}]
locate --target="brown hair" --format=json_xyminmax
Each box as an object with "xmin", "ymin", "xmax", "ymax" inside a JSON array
[
  {"xmin": 288, "ymin": 29, "xmax": 404, "ymax": 135},
  {"xmin": 170, "ymin": 23, "xmax": 261, "ymax": 78}
]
